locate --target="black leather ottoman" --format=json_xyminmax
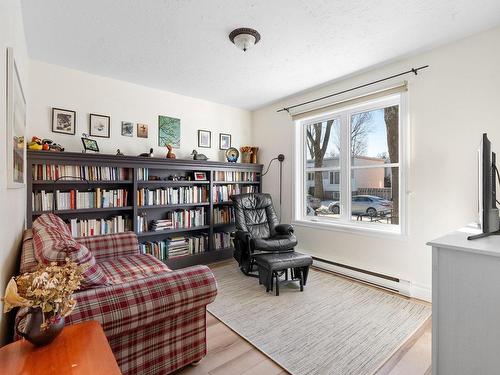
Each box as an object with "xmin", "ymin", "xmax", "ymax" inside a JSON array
[{"xmin": 253, "ymin": 252, "xmax": 313, "ymax": 296}]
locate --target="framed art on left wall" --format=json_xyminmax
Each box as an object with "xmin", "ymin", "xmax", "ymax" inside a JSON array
[{"xmin": 6, "ymin": 47, "xmax": 26, "ymax": 189}]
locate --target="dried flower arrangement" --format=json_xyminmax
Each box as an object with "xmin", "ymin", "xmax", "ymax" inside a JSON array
[
  {"xmin": 3, "ymin": 259, "xmax": 83, "ymax": 329},
  {"xmin": 240, "ymin": 146, "xmax": 253, "ymax": 153}
]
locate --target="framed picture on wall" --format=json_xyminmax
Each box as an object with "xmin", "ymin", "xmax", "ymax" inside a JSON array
[
  {"xmin": 198, "ymin": 130, "xmax": 211, "ymax": 148},
  {"xmin": 137, "ymin": 123, "xmax": 149, "ymax": 138},
  {"xmin": 219, "ymin": 133, "xmax": 231, "ymax": 150},
  {"xmin": 6, "ymin": 47, "xmax": 26, "ymax": 189},
  {"xmin": 52, "ymin": 108, "xmax": 76, "ymax": 135},
  {"xmin": 121, "ymin": 121, "xmax": 133, "ymax": 137},
  {"xmin": 89, "ymin": 113, "xmax": 110, "ymax": 138},
  {"xmin": 158, "ymin": 115, "xmax": 181, "ymax": 148}
]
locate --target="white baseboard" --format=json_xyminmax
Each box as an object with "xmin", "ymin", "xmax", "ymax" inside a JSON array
[{"xmin": 309, "ymin": 256, "xmax": 432, "ymax": 303}]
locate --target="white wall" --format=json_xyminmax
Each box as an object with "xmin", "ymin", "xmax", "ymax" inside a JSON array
[
  {"xmin": 253, "ymin": 25, "xmax": 500, "ymax": 298},
  {"xmin": 0, "ymin": 0, "xmax": 29, "ymax": 344},
  {"xmin": 29, "ymin": 61, "xmax": 252, "ymax": 160}
]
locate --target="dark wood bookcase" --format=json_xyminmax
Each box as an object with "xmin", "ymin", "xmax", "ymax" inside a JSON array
[{"xmin": 27, "ymin": 150, "xmax": 262, "ymax": 269}]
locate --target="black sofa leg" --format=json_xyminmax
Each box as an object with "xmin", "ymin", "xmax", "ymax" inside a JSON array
[
  {"xmin": 299, "ymin": 269, "xmax": 304, "ymax": 292},
  {"xmin": 275, "ymin": 271, "xmax": 279, "ymax": 296}
]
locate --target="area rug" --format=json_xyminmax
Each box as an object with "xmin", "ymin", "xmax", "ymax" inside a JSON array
[{"xmin": 208, "ymin": 262, "xmax": 431, "ymax": 375}]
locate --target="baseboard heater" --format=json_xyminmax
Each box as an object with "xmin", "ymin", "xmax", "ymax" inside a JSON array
[{"xmin": 312, "ymin": 256, "xmax": 411, "ymax": 297}]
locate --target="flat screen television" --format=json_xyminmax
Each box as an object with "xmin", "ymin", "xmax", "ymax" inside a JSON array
[{"xmin": 468, "ymin": 133, "xmax": 499, "ymax": 240}]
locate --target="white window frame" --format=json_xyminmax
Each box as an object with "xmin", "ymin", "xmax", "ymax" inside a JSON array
[{"xmin": 293, "ymin": 92, "xmax": 409, "ymax": 237}]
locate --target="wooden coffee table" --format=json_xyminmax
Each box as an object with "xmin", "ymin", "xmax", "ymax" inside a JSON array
[{"xmin": 0, "ymin": 320, "xmax": 121, "ymax": 374}]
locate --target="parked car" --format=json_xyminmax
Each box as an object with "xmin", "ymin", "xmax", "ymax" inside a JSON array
[
  {"xmin": 328, "ymin": 195, "xmax": 392, "ymax": 216},
  {"xmin": 306, "ymin": 195, "xmax": 321, "ymax": 215}
]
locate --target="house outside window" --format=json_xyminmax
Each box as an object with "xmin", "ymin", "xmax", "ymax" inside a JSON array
[{"xmin": 296, "ymin": 92, "xmax": 407, "ymax": 234}]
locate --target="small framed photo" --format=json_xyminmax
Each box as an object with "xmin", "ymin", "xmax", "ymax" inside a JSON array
[
  {"xmin": 219, "ymin": 133, "xmax": 231, "ymax": 150},
  {"xmin": 198, "ymin": 130, "xmax": 211, "ymax": 148},
  {"xmin": 137, "ymin": 123, "xmax": 148, "ymax": 138},
  {"xmin": 89, "ymin": 113, "xmax": 110, "ymax": 138},
  {"xmin": 121, "ymin": 121, "xmax": 133, "ymax": 137},
  {"xmin": 81, "ymin": 137, "xmax": 99, "ymax": 152},
  {"xmin": 52, "ymin": 108, "xmax": 76, "ymax": 135},
  {"xmin": 194, "ymin": 172, "xmax": 207, "ymax": 181}
]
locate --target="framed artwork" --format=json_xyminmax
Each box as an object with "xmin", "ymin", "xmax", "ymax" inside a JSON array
[
  {"xmin": 52, "ymin": 108, "xmax": 76, "ymax": 135},
  {"xmin": 194, "ymin": 172, "xmax": 207, "ymax": 181},
  {"xmin": 198, "ymin": 130, "xmax": 211, "ymax": 148},
  {"xmin": 219, "ymin": 133, "xmax": 231, "ymax": 150},
  {"xmin": 81, "ymin": 137, "xmax": 99, "ymax": 152},
  {"xmin": 6, "ymin": 47, "xmax": 26, "ymax": 189},
  {"xmin": 121, "ymin": 121, "xmax": 133, "ymax": 137},
  {"xmin": 89, "ymin": 113, "xmax": 110, "ymax": 138},
  {"xmin": 158, "ymin": 115, "xmax": 180, "ymax": 148},
  {"xmin": 137, "ymin": 123, "xmax": 149, "ymax": 138}
]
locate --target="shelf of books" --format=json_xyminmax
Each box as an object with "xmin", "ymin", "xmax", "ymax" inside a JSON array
[{"xmin": 27, "ymin": 151, "xmax": 262, "ymax": 269}]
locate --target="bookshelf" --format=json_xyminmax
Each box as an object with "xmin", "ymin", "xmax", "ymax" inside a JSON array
[{"xmin": 27, "ymin": 150, "xmax": 262, "ymax": 269}]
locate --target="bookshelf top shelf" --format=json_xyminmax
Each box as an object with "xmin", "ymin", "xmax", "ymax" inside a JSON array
[
  {"xmin": 213, "ymin": 181, "xmax": 260, "ymax": 185},
  {"xmin": 27, "ymin": 150, "xmax": 263, "ymax": 172}
]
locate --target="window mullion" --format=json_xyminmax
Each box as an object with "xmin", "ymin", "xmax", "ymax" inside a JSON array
[{"xmin": 340, "ymin": 112, "xmax": 350, "ymax": 222}]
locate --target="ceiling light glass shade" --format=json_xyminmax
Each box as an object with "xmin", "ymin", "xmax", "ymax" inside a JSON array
[
  {"xmin": 233, "ymin": 33, "xmax": 256, "ymax": 52},
  {"xmin": 229, "ymin": 28, "xmax": 261, "ymax": 52}
]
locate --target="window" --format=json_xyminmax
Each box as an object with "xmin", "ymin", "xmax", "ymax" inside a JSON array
[{"xmin": 297, "ymin": 93, "xmax": 405, "ymax": 234}]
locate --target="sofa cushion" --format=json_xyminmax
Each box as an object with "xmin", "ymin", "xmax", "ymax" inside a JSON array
[
  {"xmin": 251, "ymin": 234, "xmax": 298, "ymax": 252},
  {"xmin": 32, "ymin": 213, "xmax": 109, "ymax": 288},
  {"xmin": 99, "ymin": 254, "xmax": 171, "ymax": 284}
]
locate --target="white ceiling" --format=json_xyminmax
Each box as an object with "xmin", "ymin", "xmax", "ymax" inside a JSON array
[{"xmin": 21, "ymin": 0, "xmax": 500, "ymax": 110}]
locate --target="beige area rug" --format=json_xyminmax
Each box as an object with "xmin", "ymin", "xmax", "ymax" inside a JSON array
[{"xmin": 208, "ymin": 262, "xmax": 431, "ymax": 375}]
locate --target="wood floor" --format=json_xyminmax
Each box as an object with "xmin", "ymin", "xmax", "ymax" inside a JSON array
[{"xmin": 175, "ymin": 263, "xmax": 432, "ymax": 375}]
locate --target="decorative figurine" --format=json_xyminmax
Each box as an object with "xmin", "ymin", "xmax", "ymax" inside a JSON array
[
  {"xmin": 139, "ymin": 148, "xmax": 154, "ymax": 157},
  {"xmin": 191, "ymin": 149, "xmax": 208, "ymax": 161},
  {"xmin": 166, "ymin": 144, "xmax": 176, "ymax": 159},
  {"xmin": 116, "ymin": 149, "xmax": 124, "ymax": 156},
  {"xmin": 27, "ymin": 137, "xmax": 43, "ymax": 150},
  {"xmin": 225, "ymin": 147, "xmax": 239, "ymax": 163}
]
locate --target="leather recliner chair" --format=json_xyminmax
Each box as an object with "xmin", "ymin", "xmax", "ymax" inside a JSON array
[{"xmin": 231, "ymin": 193, "xmax": 297, "ymax": 275}]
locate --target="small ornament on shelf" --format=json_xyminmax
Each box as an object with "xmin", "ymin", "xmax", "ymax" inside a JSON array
[
  {"xmin": 191, "ymin": 149, "xmax": 208, "ymax": 161},
  {"xmin": 166, "ymin": 144, "xmax": 176, "ymax": 159}
]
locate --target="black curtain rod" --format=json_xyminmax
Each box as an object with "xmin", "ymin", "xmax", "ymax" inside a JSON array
[{"xmin": 277, "ymin": 65, "xmax": 429, "ymax": 113}]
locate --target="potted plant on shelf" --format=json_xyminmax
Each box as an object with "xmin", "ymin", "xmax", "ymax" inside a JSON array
[{"xmin": 3, "ymin": 259, "xmax": 83, "ymax": 346}]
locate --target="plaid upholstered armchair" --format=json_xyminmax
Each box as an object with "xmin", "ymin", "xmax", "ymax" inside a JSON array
[{"xmin": 16, "ymin": 214, "xmax": 217, "ymax": 375}]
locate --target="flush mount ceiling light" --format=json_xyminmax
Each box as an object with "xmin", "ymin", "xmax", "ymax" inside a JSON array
[{"xmin": 229, "ymin": 28, "xmax": 261, "ymax": 52}]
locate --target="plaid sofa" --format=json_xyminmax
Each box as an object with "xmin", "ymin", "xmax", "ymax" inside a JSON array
[{"xmin": 17, "ymin": 229, "xmax": 218, "ymax": 375}]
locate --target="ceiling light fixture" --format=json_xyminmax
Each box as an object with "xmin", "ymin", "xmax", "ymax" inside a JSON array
[{"xmin": 229, "ymin": 28, "xmax": 261, "ymax": 52}]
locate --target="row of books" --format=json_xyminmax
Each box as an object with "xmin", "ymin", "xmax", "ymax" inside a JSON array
[
  {"xmin": 139, "ymin": 234, "xmax": 209, "ymax": 260},
  {"xmin": 32, "ymin": 164, "xmax": 130, "ymax": 181},
  {"xmin": 32, "ymin": 189, "xmax": 129, "ymax": 211},
  {"xmin": 69, "ymin": 216, "xmax": 131, "ymax": 237},
  {"xmin": 213, "ymin": 206, "xmax": 234, "ymax": 224},
  {"xmin": 214, "ymin": 232, "xmax": 232, "ymax": 249},
  {"xmin": 213, "ymin": 185, "xmax": 257, "ymax": 202},
  {"xmin": 214, "ymin": 171, "xmax": 258, "ymax": 182},
  {"xmin": 137, "ymin": 168, "xmax": 149, "ymax": 181},
  {"xmin": 137, "ymin": 186, "xmax": 208, "ymax": 206},
  {"xmin": 145, "ymin": 207, "xmax": 206, "ymax": 231}
]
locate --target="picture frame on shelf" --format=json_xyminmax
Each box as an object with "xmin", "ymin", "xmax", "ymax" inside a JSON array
[
  {"xmin": 6, "ymin": 47, "xmax": 26, "ymax": 189},
  {"xmin": 198, "ymin": 130, "xmax": 211, "ymax": 148},
  {"xmin": 81, "ymin": 137, "xmax": 99, "ymax": 152},
  {"xmin": 193, "ymin": 172, "xmax": 207, "ymax": 181},
  {"xmin": 219, "ymin": 133, "xmax": 231, "ymax": 150},
  {"xmin": 137, "ymin": 123, "xmax": 149, "ymax": 138},
  {"xmin": 89, "ymin": 113, "xmax": 110, "ymax": 138},
  {"xmin": 52, "ymin": 108, "xmax": 76, "ymax": 135},
  {"xmin": 121, "ymin": 121, "xmax": 133, "ymax": 137},
  {"xmin": 158, "ymin": 115, "xmax": 181, "ymax": 148}
]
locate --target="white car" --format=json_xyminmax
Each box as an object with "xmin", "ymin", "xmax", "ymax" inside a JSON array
[{"xmin": 328, "ymin": 195, "xmax": 392, "ymax": 217}]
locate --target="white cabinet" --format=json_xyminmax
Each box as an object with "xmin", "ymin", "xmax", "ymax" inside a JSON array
[{"xmin": 428, "ymin": 228, "xmax": 500, "ymax": 375}]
